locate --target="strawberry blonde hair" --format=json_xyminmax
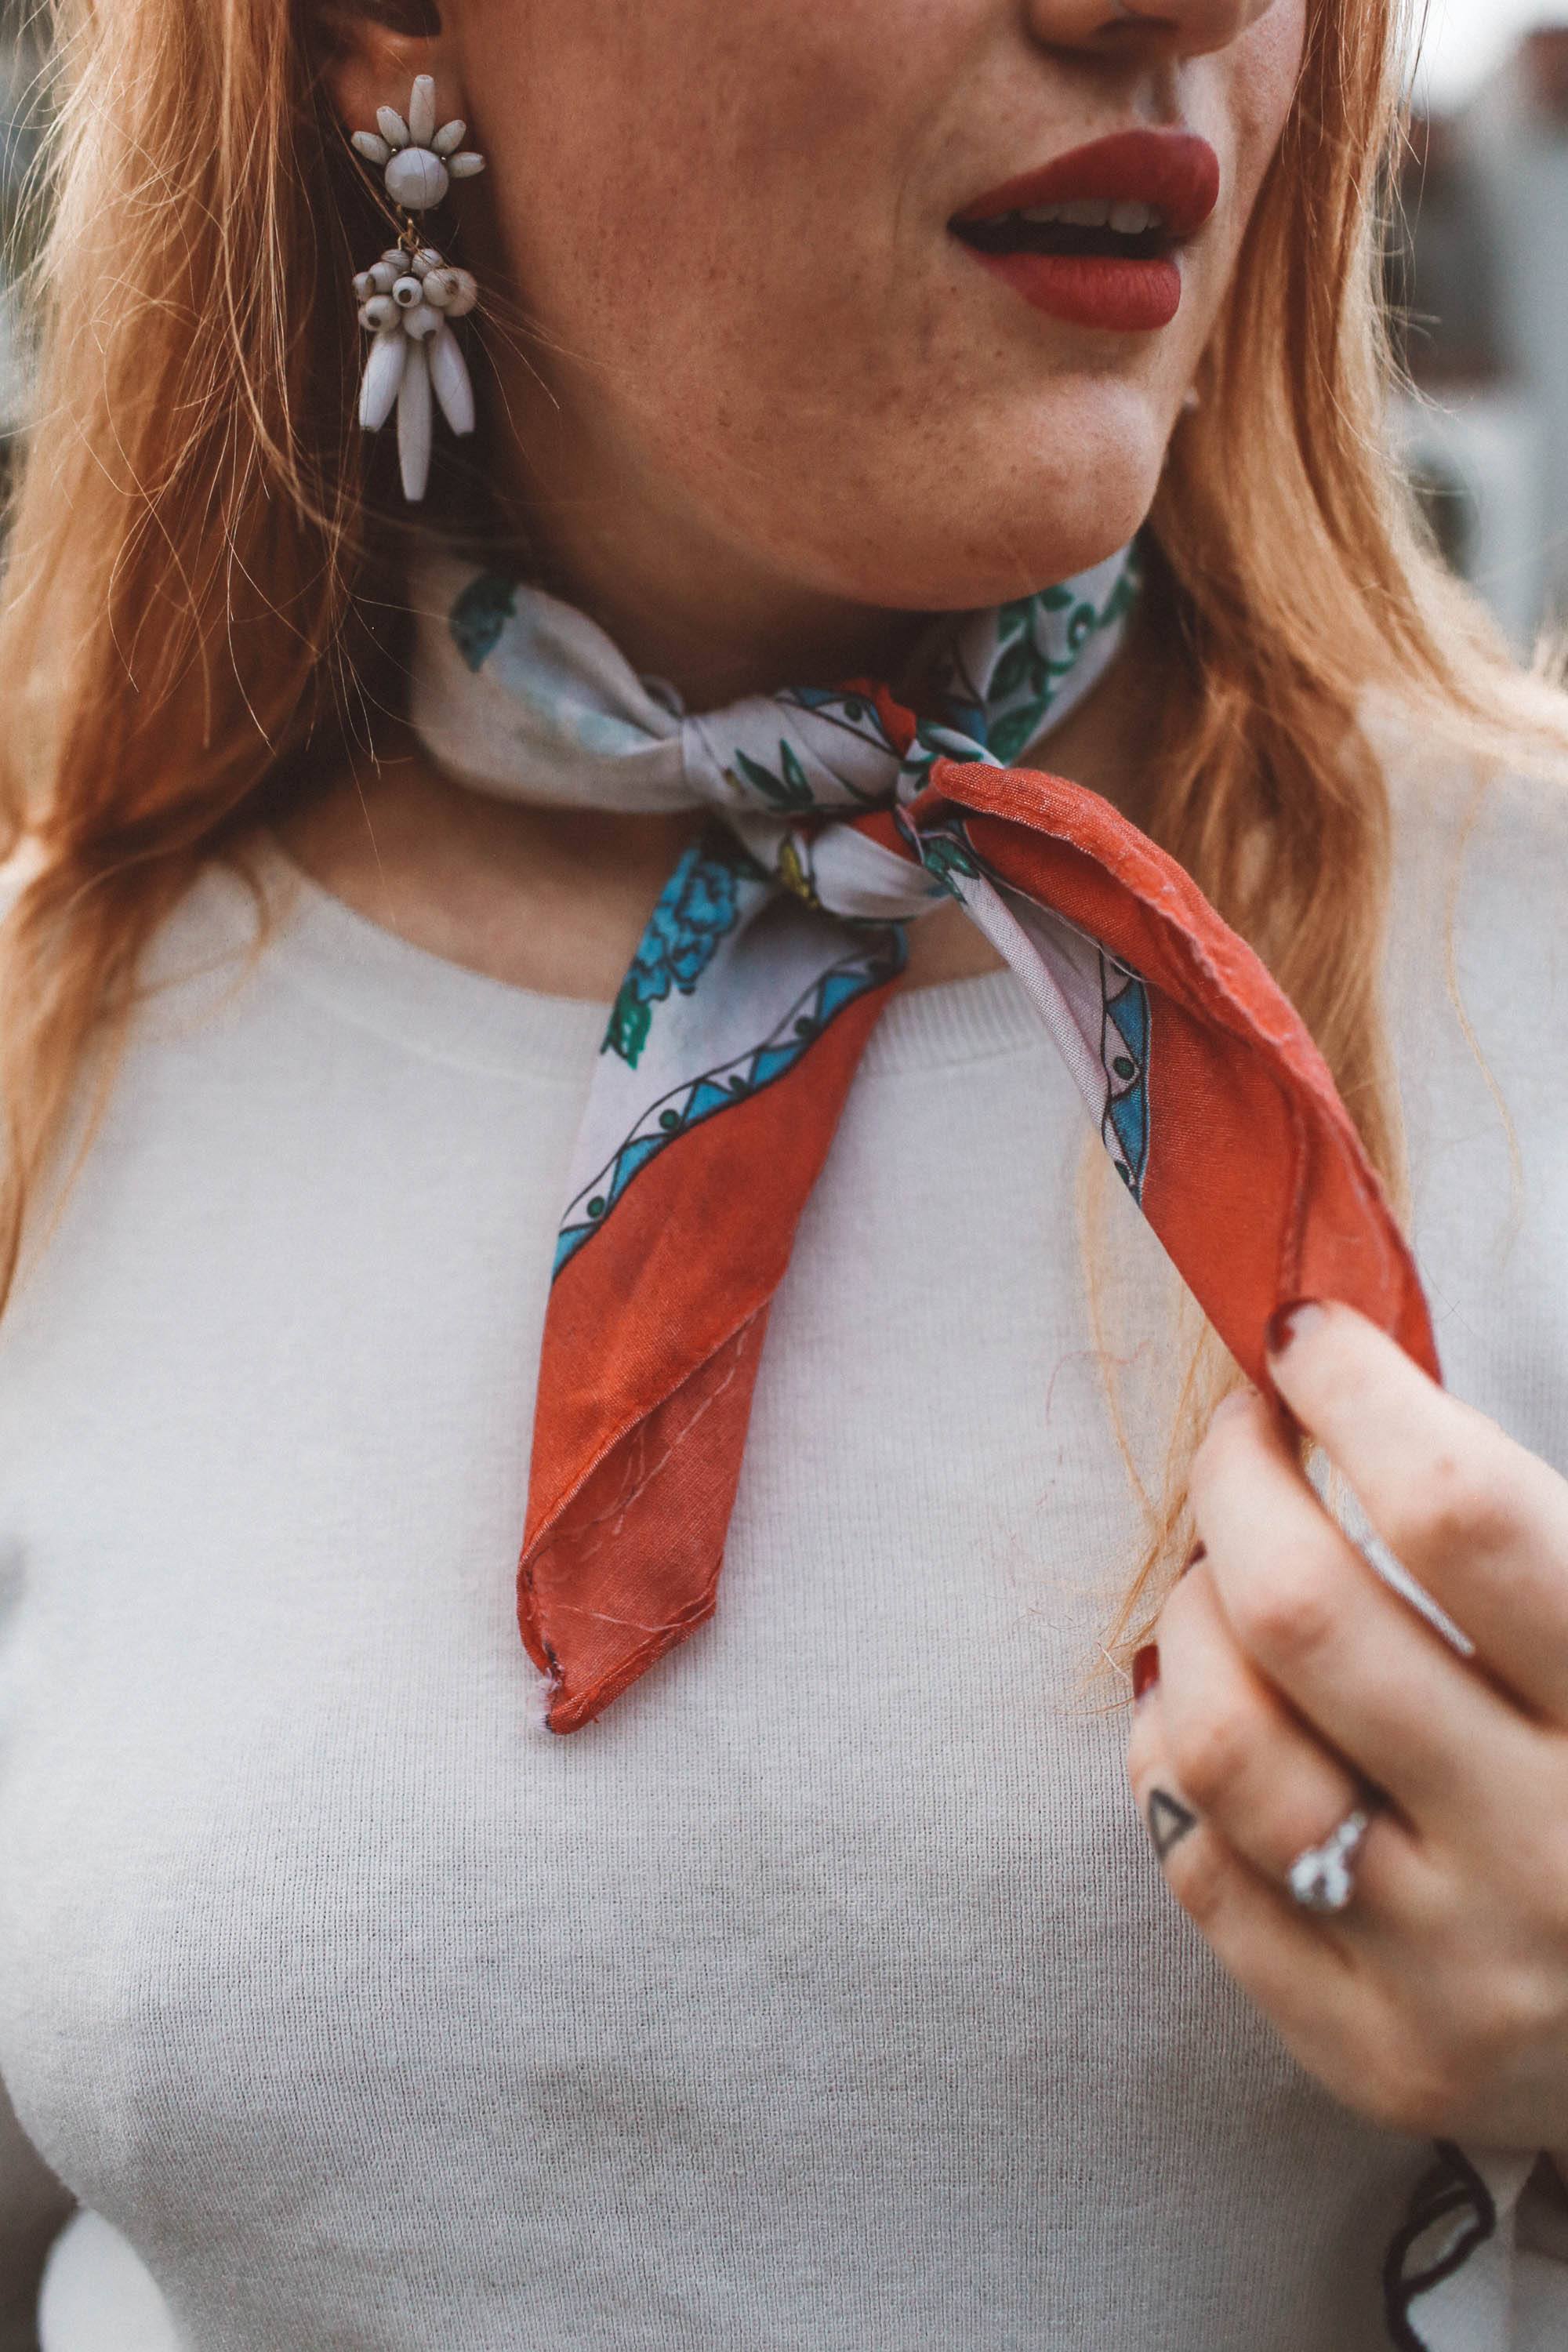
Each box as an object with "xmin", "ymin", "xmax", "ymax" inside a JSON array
[{"xmin": 0, "ymin": 0, "xmax": 1561, "ymax": 1625}]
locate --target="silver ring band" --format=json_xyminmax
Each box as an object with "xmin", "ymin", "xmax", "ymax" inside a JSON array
[{"xmin": 1287, "ymin": 1805, "xmax": 1374, "ymax": 1914}]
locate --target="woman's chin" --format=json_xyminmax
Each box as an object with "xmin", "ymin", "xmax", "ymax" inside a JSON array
[
  {"xmin": 773, "ymin": 411, "xmax": 1168, "ymax": 616},
  {"xmin": 800, "ymin": 488, "xmax": 1160, "ymax": 617}
]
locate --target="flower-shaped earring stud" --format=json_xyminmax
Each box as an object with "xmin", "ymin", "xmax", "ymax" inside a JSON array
[{"xmin": 349, "ymin": 75, "xmax": 486, "ymax": 503}]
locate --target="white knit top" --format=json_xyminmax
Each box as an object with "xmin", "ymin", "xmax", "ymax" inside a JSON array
[{"xmin": 2, "ymin": 750, "xmax": 1566, "ymax": 2351}]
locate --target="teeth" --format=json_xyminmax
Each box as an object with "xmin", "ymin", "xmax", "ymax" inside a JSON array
[
  {"xmin": 1019, "ymin": 199, "xmax": 1112, "ymax": 228},
  {"xmin": 981, "ymin": 198, "xmax": 1163, "ymax": 234}
]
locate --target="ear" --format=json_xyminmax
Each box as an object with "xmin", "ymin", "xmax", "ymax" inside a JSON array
[{"xmin": 318, "ymin": 3, "xmax": 465, "ymax": 153}]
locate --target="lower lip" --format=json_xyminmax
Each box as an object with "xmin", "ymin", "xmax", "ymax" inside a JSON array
[{"xmin": 963, "ymin": 245, "xmax": 1183, "ymax": 332}]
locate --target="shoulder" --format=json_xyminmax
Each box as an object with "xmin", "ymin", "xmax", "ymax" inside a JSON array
[
  {"xmin": 0, "ymin": 838, "xmax": 283, "ymax": 1031},
  {"xmin": 1370, "ymin": 705, "xmax": 1568, "ymax": 1080},
  {"xmin": 1368, "ymin": 706, "xmax": 1568, "ymax": 1453},
  {"xmin": 1367, "ymin": 686, "xmax": 1568, "ymax": 905}
]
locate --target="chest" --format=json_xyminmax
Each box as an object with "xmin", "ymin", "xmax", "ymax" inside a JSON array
[{"xmin": 0, "ymin": 971, "xmax": 1461, "ymax": 2347}]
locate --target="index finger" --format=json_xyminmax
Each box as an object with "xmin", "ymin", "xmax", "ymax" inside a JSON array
[{"xmin": 1265, "ymin": 1300, "xmax": 1568, "ymax": 1721}]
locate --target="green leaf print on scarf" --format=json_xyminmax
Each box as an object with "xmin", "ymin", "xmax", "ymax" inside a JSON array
[
  {"xmin": 916, "ymin": 830, "xmax": 982, "ymax": 896},
  {"xmin": 985, "ymin": 557, "xmax": 1142, "ymax": 766},
  {"xmin": 731, "ymin": 741, "xmax": 816, "ymax": 812},
  {"xmin": 604, "ymin": 990, "xmax": 654, "ymax": 1068}
]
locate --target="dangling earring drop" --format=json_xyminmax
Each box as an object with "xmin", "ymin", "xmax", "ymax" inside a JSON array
[{"xmin": 349, "ymin": 75, "xmax": 486, "ymax": 503}]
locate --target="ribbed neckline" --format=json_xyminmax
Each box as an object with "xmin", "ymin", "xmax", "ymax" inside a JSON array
[{"xmin": 203, "ymin": 835, "xmax": 1047, "ymax": 1081}]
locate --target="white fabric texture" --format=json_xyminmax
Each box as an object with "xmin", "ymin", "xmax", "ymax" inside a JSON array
[{"xmin": 0, "ymin": 745, "xmax": 1565, "ymax": 2350}]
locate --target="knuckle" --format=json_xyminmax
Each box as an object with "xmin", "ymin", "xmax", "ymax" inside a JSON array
[
  {"xmin": 1190, "ymin": 1421, "xmax": 1225, "ymax": 1491},
  {"xmin": 1388, "ymin": 1445, "xmax": 1516, "ymax": 1561},
  {"xmin": 1466, "ymin": 1965, "xmax": 1559, "ymax": 2065},
  {"xmin": 1167, "ymin": 1704, "xmax": 1256, "ymax": 1813},
  {"xmin": 1163, "ymin": 1827, "xmax": 1229, "ymax": 1929},
  {"xmin": 1345, "ymin": 2006, "xmax": 1468, "ymax": 2138},
  {"xmin": 1232, "ymin": 1552, "xmax": 1338, "ymax": 1670},
  {"xmin": 1153, "ymin": 1565, "xmax": 1202, "ymax": 1642},
  {"xmin": 1353, "ymin": 1970, "xmax": 1556, "ymax": 2139},
  {"xmin": 1359, "ymin": 2047, "xmax": 1464, "ymax": 2140},
  {"xmin": 1192, "ymin": 1403, "xmax": 1252, "ymax": 1490}
]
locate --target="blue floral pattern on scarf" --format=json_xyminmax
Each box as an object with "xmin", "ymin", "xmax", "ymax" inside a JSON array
[{"xmin": 604, "ymin": 833, "xmax": 764, "ymax": 1068}]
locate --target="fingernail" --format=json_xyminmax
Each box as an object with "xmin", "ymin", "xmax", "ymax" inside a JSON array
[
  {"xmin": 1181, "ymin": 1541, "xmax": 1207, "ymax": 1577},
  {"xmin": 1264, "ymin": 1298, "xmax": 1326, "ymax": 1359},
  {"xmin": 1132, "ymin": 1644, "xmax": 1160, "ymax": 1702}
]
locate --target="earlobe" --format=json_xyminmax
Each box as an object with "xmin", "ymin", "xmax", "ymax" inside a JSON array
[{"xmin": 318, "ymin": 2, "xmax": 459, "ymax": 156}]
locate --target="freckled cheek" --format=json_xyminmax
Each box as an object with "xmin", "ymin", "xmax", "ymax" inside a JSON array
[
  {"xmin": 655, "ymin": 304, "xmax": 916, "ymax": 497},
  {"xmin": 556, "ymin": 180, "xmax": 906, "ymax": 437},
  {"xmin": 640, "ymin": 306, "xmax": 931, "ymax": 554},
  {"xmin": 1229, "ymin": 4, "xmax": 1309, "ymax": 200},
  {"xmin": 1182, "ymin": 198, "xmax": 1257, "ymax": 339},
  {"xmin": 1180, "ymin": 48, "xmax": 1303, "ymax": 339}
]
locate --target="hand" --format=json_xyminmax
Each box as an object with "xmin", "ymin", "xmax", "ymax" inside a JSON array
[{"xmin": 1126, "ymin": 1300, "xmax": 1568, "ymax": 2154}]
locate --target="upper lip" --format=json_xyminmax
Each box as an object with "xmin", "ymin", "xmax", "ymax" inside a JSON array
[{"xmin": 953, "ymin": 128, "xmax": 1221, "ymax": 240}]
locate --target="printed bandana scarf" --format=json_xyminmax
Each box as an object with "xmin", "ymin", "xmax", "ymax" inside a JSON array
[
  {"xmin": 411, "ymin": 539, "xmax": 1439, "ymax": 1744},
  {"xmin": 406, "ymin": 546, "xmax": 1533, "ymax": 2352}
]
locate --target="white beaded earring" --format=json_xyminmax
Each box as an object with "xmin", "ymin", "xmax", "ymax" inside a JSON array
[{"xmin": 349, "ymin": 74, "xmax": 486, "ymax": 503}]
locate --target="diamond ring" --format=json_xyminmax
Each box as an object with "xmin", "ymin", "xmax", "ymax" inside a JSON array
[{"xmin": 1287, "ymin": 1805, "xmax": 1374, "ymax": 1915}]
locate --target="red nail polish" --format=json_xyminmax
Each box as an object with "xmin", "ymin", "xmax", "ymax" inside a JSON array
[
  {"xmin": 1132, "ymin": 1644, "xmax": 1160, "ymax": 1702},
  {"xmin": 1264, "ymin": 1298, "xmax": 1326, "ymax": 1359}
]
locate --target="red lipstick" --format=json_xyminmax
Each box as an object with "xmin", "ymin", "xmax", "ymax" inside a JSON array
[{"xmin": 952, "ymin": 129, "xmax": 1221, "ymax": 334}]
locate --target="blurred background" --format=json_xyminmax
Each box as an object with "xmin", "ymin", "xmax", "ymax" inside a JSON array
[
  {"xmin": 1391, "ymin": 0, "xmax": 1568, "ymax": 649},
  {"xmin": 0, "ymin": 0, "xmax": 40, "ymax": 450},
  {"xmin": 0, "ymin": 1, "xmax": 1559, "ymax": 648}
]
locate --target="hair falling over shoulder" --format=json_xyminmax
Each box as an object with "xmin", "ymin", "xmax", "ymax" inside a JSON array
[
  {"xmin": 0, "ymin": 0, "xmax": 400, "ymax": 1290},
  {"xmin": 0, "ymin": 0, "xmax": 1561, "ymax": 1628}
]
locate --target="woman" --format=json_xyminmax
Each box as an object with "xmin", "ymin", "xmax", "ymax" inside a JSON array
[{"xmin": 2, "ymin": 0, "xmax": 1568, "ymax": 2343}]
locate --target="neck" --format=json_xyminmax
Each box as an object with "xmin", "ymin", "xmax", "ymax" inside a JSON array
[
  {"xmin": 282, "ymin": 439, "xmax": 1175, "ymax": 1003},
  {"xmin": 281, "ymin": 598, "xmax": 1171, "ymax": 1002},
  {"xmin": 496, "ymin": 401, "xmax": 931, "ymax": 708}
]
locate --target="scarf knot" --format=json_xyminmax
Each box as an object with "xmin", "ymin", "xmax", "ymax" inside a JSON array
[{"xmin": 417, "ymin": 545, "xmax": 1138, "ymax": 927}]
